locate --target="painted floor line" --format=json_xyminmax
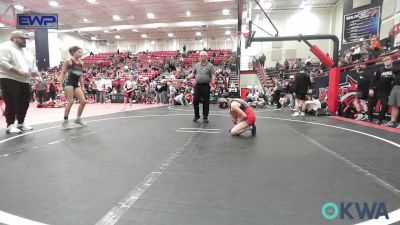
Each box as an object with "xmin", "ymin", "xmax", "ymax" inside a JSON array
[
  {"xmin": 0, "ymin": 130, "xmax": 100, "ymax": 159},
  {"xmin": 0, "ymin": 113, "xmax": 399, "ymax": 225},
  {"xmin": 292, "ymin": 128, "xmax": 400, "ymax": 195},
  {"xmin": 167, "ymin": 106, "xmax": 273, "ymax": 112},
  {"xmin": 257, "ymin": 116, "xmax": 400, "ymax": 149},
  {"xmin": 95, "ymin": 134, "xmax": 196, "ymax": 225},
  {"xmin": 0, "ymin": 211, "xmax": 48, "ymax": 225},
  {"xmin": 176, "ymin": 130, "xmax": 220, "ymax": 134},
  {"xmin": 332, "ymin": 116, "xmax": 400, "ymax": 134},
  {"xmin": 178, "ymin": 128, "xmax": 221, "ymax": 131}
]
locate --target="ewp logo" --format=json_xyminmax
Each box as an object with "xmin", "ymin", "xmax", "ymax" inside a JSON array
[
  {"xmin": 17, "ymin": 14, "xmax": 58, "ymax": 29},
  {"xmin": 322, "ymin": 202, "xmax": 389, "ymax": 220}
]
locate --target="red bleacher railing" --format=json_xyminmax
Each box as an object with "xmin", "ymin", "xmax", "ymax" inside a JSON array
[{"xmin": 256, "ymin": 61, "xmax": 274, "ymax": 87}]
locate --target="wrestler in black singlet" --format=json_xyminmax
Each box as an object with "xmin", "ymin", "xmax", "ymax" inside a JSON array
[{"xmin": 64, "ymin": 60, "xmax": 83, "ymax": 89}]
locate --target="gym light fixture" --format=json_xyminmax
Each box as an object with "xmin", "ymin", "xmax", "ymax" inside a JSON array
[
  {"xmin": 168, "ymin": 33, "xmax": 174, "ymax": 37},
  {"xmin": 87, "ymin": 0, "xmax": 97, "ymax": 4},
  {"xmin": 147, "ymin": 13, "xmax": 155, "ymax": 19},
  {"xmin": 115, "ymin": 35, "xmax": 121, "ymax": 39},
  {"xmin": 196, "ymin": 32, "xmax": 202, "ymax": 36},
  {"xmin": 225, "ymin": 30, "xmax": 231, "ymax": 35},
  {"xmin": 14, "ymin": 5, "xmax": 24, "ymax": 10},
  {"xmin": 222, "ymin": 9, "xmax": 229, "ymax": 15},
  {"xmin": 49, "ymin": 1, "xmax": 59, "ymax": 7},
  {"xmin": 186, "ymin": 11, "xmax": 191, "ymax": 16},
  {"xmin": 113, "ymin": 15, "xmax": 121, "ymax": 21},
  {"xmin": 141, "ymin": 34, "xmax": 147, "ymax": 38}
]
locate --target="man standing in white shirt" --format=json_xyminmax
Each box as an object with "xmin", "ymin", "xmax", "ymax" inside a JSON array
[{"xmin": 0, "ymin": 31, "xmax": 37, "ymax": 134}]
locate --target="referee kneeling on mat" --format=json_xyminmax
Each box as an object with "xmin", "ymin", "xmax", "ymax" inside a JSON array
[{"xmin": 188, "ymin": 51, "xmax": 216, "ymax": 123}]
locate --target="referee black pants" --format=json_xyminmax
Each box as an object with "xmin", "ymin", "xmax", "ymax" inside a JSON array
[
  {"xmin": 0, "ymin": 78, "xmax": 31, "ymax": 126},
  {"xmin": 193, "ymin": 83, "xmax": 210, "ymax": 119}
]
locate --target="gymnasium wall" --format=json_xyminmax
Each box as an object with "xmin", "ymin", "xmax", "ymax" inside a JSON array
[
  {"xmin": 96, "ymin": 37, "xmax": 236, "ymax": 53},
  {"xmin": 242, "ymin": 7, "xmax": 336, "ymax": 68},
  {"xmin": 48, "ymin": 32, "xmax": 98, "ymax": 67},
  {"xmin": 331, "ymin": 0, "xmax": 396, "ymax": 49}
]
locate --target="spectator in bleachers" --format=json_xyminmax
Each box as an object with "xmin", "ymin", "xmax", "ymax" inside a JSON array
[
  {"xmin": 155, "ymin": 81, "xmax": 163, "ymax": 104},
  {"xmin": 385, "ymin": 66, "xmax": 400, "ymax": 128},
  {"xmin": 352, "ymin": 44, "xmax": 362, "ymax": 62},
  {"xmin": 247, "ymin": 91, "xmax": 258, "ymax": 103},
  {"xmin": 174, "ymin": 92, "xmax": 187, "ymax": 106},
  {"xmin": 123, "ymin": 74, "xmax": 136, "ymax": 110},
  {"xmin": 305, "ymin": 56, "xmax": 312, "ymax": 67},
  {"xmin": 350, "ymin": 63, "xmax": 369, "ymax": 121},
  {"xmin": 305, "ymin": 94, "xmax": 322, "ymax": 115},
  {"xmin": 368, "ymin": 56, "xmax": 395, "ymax": 125},
  {"xmin": 48, "ymin": 79, "xmax": 57, "ymax": 101},
  {"xmin": 286, "ymin": 75, "xmax": 296, "ymax": 110},
  {"xmin": 259, "ymin": 53, "xmax": 266, "ymax": 68},
  {"xmin": 97, "ymin": 74, "xmax": 107, "ymax": 103},
  {"xmin": 35, "ymin": 76, "xmax": 48, "ymax": 105},
  {"xmin": 284, "ymin": 59, "xmax": 290, "ymax": 71},
  {"xmin": 272, "ymin": 78, "xmax": 283, "ymax": 110}
]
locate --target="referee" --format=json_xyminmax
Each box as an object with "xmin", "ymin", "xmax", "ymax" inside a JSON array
[{"xmin": 189, "ymin": 51, "xmax": 216, "ymax": 123}]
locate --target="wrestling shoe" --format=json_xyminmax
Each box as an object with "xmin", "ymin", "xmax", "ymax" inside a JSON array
[
  {"xmin": 6, "ymin": 124, "xmax": 21, "ymax": 134},
  {"xmin": 361, "ymin": 114, "xmax": 369, "ymax": 121},
  {"xmin": 17, "ymin": 123, "xmax": 33, "ymax": 131},
  {"xmin": 355, "ymin": 114, "xmax": 364, "ymax": 121},
  {"xmin": 61, "ymin": 121, "xmax": 73, "ymax": 129},
  {"xmin": 291, "ymin": 112, "xmax": 300, "ymax": 117},
  {"xmin": 384, "ymin": 121, "xmax": 396, "ymax": 128},
  {"xmin": 74, "ymin": 118, "xmax": 87, "ymax": 127},
  {"xmin": 251, "ymin": 124, "xmax": 257, "ymax": 136}
]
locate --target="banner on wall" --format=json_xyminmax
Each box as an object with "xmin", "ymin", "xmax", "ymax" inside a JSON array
[
  {"xmin": 342, "ymin": 6, "xmax": 381, "ymax": 44},
  {"xmin": 341, "ymin": 0, "xmax": 383, "ymax": 53}
]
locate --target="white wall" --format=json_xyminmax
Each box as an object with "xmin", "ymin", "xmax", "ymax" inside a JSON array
[
  {"xmin": 329, "ymin": 0, "xmax": 395, "ymax": 48},
  {"xmin": 242, "ymin": 8, "xmax": 336, "ymax": 68},
  {"xmin": 95, "ymin": 36, "xmax": 235, "ymax": 53},
  {"xmin": 381, "ymin": 0, "xmax": 398, "ymax": 39},
  {"xmin": 240, "ymin": 73, "xmax": 262, "ymax": 89},
  {"xmin": 48, "ymin": 32, "xmax": 97, "ymax": 67},
  {"xmin": 333, "ymin": 0, "xmax": 344, "ymax": 48},
  {"xmin": 0, "ymin": 29, "xmax": 13, "ymax": 43}
]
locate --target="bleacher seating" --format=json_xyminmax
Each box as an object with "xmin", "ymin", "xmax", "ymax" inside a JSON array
[{"xmin": 82, "ymin": 49, "xmax": 233, "ymax": 67}]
